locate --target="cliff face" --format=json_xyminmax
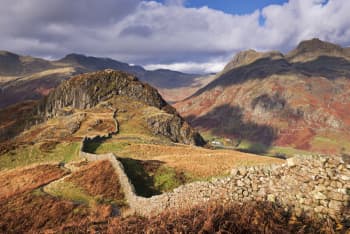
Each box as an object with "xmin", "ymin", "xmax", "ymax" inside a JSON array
[
  {"xmin": 145, "ymin": 110, "xmax": 205, "ymax": 145},
  {"xmin": 38, "ymin": 70, "xmax": 170, "ymax": 117}
]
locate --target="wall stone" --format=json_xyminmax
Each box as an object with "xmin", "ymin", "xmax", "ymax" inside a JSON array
[{"xmin": 78, "ymin": 114, "xmax": 350, "ymax": 223}]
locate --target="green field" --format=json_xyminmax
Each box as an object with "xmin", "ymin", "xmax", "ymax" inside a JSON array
[
  {"xmin": 0, "ymin": 142, "xmax": 81, "ymax": 170},
  {"xmin": 201, "ymin": 131, "xmax": 316, "ymax": 158}
]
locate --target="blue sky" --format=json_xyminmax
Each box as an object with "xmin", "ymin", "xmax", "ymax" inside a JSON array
[
  {"xmin": 185, "ymin": 0, "xmax": 288, "ymax": 15},
  {"xmin": 153, "ymin": 0, "xmax": 288, "ymax": 14}
]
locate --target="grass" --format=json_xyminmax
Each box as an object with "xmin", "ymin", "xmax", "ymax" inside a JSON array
[
  {"xmin": 311, "ymin": 134, "xmax": 350, "ymax": 154},
  {"xmin": 118, "ymin": 157, "xmax": 192, "ymax": 197},
  {"xmin": 201, "ymin": 131, "xmax": 319, "ymax": 158},
  {"xmin": 46, "ymin": 179, "xmax": 127, "ymax": 207},
  {"xmin": 46, "ymin": 181, "xmax": 94, "ymax": 205},
  {"xmin": 266, "ymin": 146, "xmax": 314, "ymax": 158},
  {"xmin": 201, "ymin": 131, "xmax": 270, "ymax": 154},
  {"xmin": 0, "ymin": 142, "xmax": 81, "ymax": 170},
  {"xmin": 101, "ymin": 142, "xmax": 284, "ymax": 180},
  {"xmin": 153, "ymin": 166, "xmax": 192, "ymax": 192},
  {"xmin": 235, "ymin": 140, "xmax": 270, "ymax": 154},
  {"xmin": 85, "ymin": 141, "xmax": 130, "ymax": 154}
]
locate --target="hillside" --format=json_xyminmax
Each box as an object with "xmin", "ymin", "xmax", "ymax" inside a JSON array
[
  {"xmin": 0, "ymin": 70, "xmax": 292, "ymax": 232},
  {"xmin": 0, "ymin": 52, "xmax": 212, "ymax": 108},
  {"xmin": 175, "ymin": 38, "xmax": 350, "ymax": 156}
]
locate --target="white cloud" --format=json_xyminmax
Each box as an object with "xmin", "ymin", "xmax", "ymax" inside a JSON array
[
  {"xmin": 144, "ymin": 61, "xmax": 227, "ymax": 74},
  {"xmin": 0, "ymin": 0, "xmax": 349, "ymax": 73}
]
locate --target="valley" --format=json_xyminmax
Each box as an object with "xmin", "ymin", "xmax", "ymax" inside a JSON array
[
  {"xmin": 2, "ymin": 0, "xmax": 350, "ymax": 232},
  {"xmin": 0, "ymin": 70, "xmax": 293, "ymax": 232},
  {"xmin": 0, "ymin": 42, "xmax": 349, "ymax": 233}
]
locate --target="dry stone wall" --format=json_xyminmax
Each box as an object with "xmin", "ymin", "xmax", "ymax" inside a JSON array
[{"xmin": 78, "ymin": 119, "xmax": 349, "ymax": 223}]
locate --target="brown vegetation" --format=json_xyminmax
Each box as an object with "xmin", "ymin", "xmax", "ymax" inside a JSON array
[
  {"xmin": 0, "ymin": 164, "xmax": 68, "ymax": 200},
  {"xmin": 66, "ymin": 160, "xmax": 125, "ymax": 201},
  {"xmin": 11, "ymin": 201, "xmax": 336, "ymax": 233},
  {"xmin": 107, "ymin": 202, "xmax": 338, "ymax": 234},
  {"xmin": 0, "ymin": 191, "xmax": 90, "ymax": 233}
]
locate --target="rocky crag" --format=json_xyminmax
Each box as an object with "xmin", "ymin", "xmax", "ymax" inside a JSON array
[
  {"xmin": 37, "ymin": 70, "xmax": 169, "ymax": 117},
  {"xmin": 0, "ymin": 69, "xmax": 205, "ymax": 146}
]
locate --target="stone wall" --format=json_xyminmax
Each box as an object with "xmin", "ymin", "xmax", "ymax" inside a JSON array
[{"xmin": 78, "ymin": 119, "xmax": 349, "ymax": 223}]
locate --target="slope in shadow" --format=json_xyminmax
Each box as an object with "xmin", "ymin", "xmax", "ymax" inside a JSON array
[
  {"xmin": 188, "ymin": 105, "xmax": 277, "ymax": 153},
  {"xmin": 117, "ymin": 158, "xmax": 164, "ymax": 197},
  {"xmin": 191, "ymin": 56, "xmax": 350, "ymax": 98},
  {"xmin": 192, "ymin": 58, "xmax": 292, "ymax": 97},
  {"xmin": 293, "ymin": 56, "xmax": 350, "ymax": 79},
  {"xmin": 82, "ymin": 135, "xmax": 113, "ymax": 154}
]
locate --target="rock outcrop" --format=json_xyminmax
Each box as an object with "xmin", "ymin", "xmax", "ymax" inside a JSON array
[
  {"xmin": 38, "ymin": 70, "xmax": 169, "ymax": 117},
  {"xmin": 0, "ymin": 69, "xmax": 204, "ymax": 146},
  {"xmin": 287, "ymin": 38, "xmax": 350, "ymax": 62},
  {"xmin": 145, "ymin": 110, "xmax": 205, "ymax": 145}
]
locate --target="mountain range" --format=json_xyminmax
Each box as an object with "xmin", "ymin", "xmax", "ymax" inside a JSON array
[
  {"xmin": 0, "ymin": 51, "xmax": 214, "ymax": 108},
  {"xmin": 0, "ymin": 39, "xmax": 349, "ymax": 232},
  {"xmin": 2, "ymin": 38, "xmax": 350, "ymax": 156},
  {"xmin": 175, "ymin": 38, "xmax": 350, "ymax": 155}
]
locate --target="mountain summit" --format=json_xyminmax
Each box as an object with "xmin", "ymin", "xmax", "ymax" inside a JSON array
[
  {"xmin": 175, "ymin": 39, "xmax": 350, "ymax": 155},
  {"xmin": 287, "ymin": 38, "xmax": 350, "ymax": 62}
]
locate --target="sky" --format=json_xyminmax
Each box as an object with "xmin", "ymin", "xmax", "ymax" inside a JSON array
[{"xmin": 0, "ymin": 0, "xmax": 349, "ymax": 74}]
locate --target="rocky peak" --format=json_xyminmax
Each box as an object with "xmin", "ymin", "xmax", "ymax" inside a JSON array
[
  {"xmin": 38, "ymin": 69, "xmax": 171, "ymax": 117},
  {"xmin": 295, "ymin": 38, "xmax": 342, "ymax": 53},
  {"xmin": 223, "ymin": 50, "xmax": 284, "ymax": 73},
  {"xmin": 287, "ymin": 38, "xmax": 347, "ymax": 62}
]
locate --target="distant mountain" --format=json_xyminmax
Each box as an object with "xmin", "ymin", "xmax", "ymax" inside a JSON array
[
  {"xmin": 0, "ymin": 52, "xmax": 212, "ymax": 108},
  {"xmin": 58, "ymin": 53, "xmax": 145, "ymax": 74},
  {"xmin": 0, "ymin": 51, "xmax": 54, "ymax": 76},
  {"xmin": 174, "ymin": 38, "xmax": 350, "ymax": 155}
]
